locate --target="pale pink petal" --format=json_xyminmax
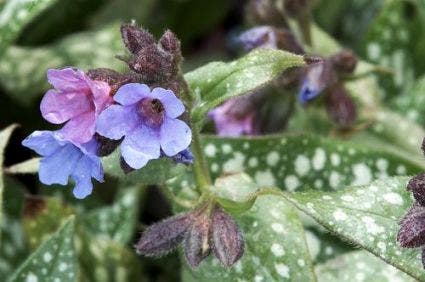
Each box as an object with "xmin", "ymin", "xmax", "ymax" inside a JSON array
[{"xmin": 60, "ymin": 111, "xmax": 96, "ymax": 144}]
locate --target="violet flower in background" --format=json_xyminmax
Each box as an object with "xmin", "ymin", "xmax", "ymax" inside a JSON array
[
  {"xmin": 40, "ymin": 68, "xmax": 113, "ymax": 144},
  {"xmin": 298, "ymin": 61, "xmax": 336, "ymax": 104},
  {"xmin": 208, "ymin": 96, "xmax": 258, "ymax": 137},
  {"xmin": 22, "ymin": 131, "xmax": 104, "ymax": 199},
  {"xmin": 238, "ymin": 26, "xmax": 278, "ymax": 51},
  {"xmin": 96, "ymin": 83, "xmax": 191, "ymax": 169}
]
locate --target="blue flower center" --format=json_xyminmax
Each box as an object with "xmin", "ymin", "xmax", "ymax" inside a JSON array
[{"xmin": 137, "ymin": 98, "xmax": 165, "ymax": 127}]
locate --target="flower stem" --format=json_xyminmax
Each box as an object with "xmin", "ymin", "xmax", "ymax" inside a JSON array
[{"xmin": 190, "ymin": 121, "xmax": 212, "ymax": 192}]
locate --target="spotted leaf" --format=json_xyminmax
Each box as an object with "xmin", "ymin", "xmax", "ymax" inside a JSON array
[{"xmin": 282, "ymin": 177, "xmax": 425, "ymax": 280}]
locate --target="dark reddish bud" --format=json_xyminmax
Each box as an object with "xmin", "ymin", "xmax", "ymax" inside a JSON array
[
  {"xmin": 94, "ymin": 134, "xmax": 122, "ymax": 157},
  {"xmin": 136, "ymin": 212, "xmax": 194, "ymax": 256},
  {"xmin": 303, "ymin": 55, "xmax": 323, "ymax": 65},
  {"xmin": 331, "ymin": 49, "xmax": 358, "ymax": 74},
  {"xmin": 120, "ymin": 157, "xmax": 135, "ymax": 174},
  {"xmin": 245, "ymin": 0, "xmax": 287, "ymax": 26},
  {"xmin": 120, "ymin": 24, "xmax": 156, "ymax": 54},
  {"xmin": 87, "ymin": 68, "xmax": 134, "ymax": 96},
  {"xmin": 184, "ymin": 211, "xmax": 211, "ymax": 268},
  {"xmin": 407, "ymin": 173, "xmax": 425, "ymax": 206},
  {"xmin": 275, "ymin": 28, "xmax": 305, "ymax": 55},
  {"xmin": 128, "ymin": 45, "xmax": 173, "ymax": 82},
  {"xmin": 159, "ymin": 30, "xmax": 181, "ymax": 58},
  {"xmin": 325, "ymin": 83, "xmax": 357, "ymax": 129},
  {"xmin": 397, "ymin": 203, "xmax": 425, "ymax": 248},
  {"xmin": 284, "ymin": 0, "xmax": 310, "ymax": 18},
  {"xmin": 210, "ymin": 206, "xmax": 244, "ymax": 267}
]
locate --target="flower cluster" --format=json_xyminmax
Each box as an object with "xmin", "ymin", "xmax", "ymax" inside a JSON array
[
  {"xmin": 136, "ymin": 203, "xmax": 244, "ymax": 268},
  {"xmin": 397, "ymin": 140, "xmax": 425, "ymax": 268},
  {"xmin": 22, "ymin": 24, "xmax": 192, "ymax": 198}
]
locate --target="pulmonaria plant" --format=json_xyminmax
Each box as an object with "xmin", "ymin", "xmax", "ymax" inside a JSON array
[{"xmin": 136, "ymin": 203, "xmax": 244, "ymax": 268}]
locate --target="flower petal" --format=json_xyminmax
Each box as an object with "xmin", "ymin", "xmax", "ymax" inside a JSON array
[
  {"xmin": 40, "ymin": 89, "xmax": 92, "ymax": 124},
  {"xmin": 86, "ymin": 79, "xmax": 113, "ymax": 115},
  {"xmin": 60, "ymin": 111, "xmax": 96, "ymax": 144},
  {"xmin": 38, "ymin": 143, "xmax": 81, "ymax": 185},
  {"xmin": 47, "ymin": 68, "xmax": 89, "ymax": 92},
  {"xmin": 71, "ymin": 155, "xmax": 103, "ymax": 199},
  {"xmin": 22, "ymin": 131, "xmax": 62, "ymax": 156},
  {"xmin": 114, "ymin": 83, "xmax": 151, "ymax": 105},
  {"xmin": 160, "ymin": 118, "xmax": 192, "ymax": 156},
  {"xmin": 121, "ymin": 125, "xmax": 161, "ymax": 169},
  {"xmin": 96, "ymin": 105, "xmax": 139, "ymax": 140},
  {"xmin": 151, "ymin": 87, "xmax": 185, "ymax": 118}
]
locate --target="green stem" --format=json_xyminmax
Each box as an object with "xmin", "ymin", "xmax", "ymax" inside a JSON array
[{"xmin": 191, "ymin": 121, "xmax": 212, "ymax": 193}]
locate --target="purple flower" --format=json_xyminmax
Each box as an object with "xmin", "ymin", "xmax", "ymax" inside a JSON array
[
  {"xmin": 299, "ymin": 61, "xmax": 336, "ymax": 104},
  {"xmin": 96, "ymin": 83, "xmax": 191, "ymax": 169},
  {"xmin": 208, "ymin": 97, "xmax": 258, "ymax": 137},
  {"xmin": 22, "ymin": 131, "xmax": 103, "ymax": 199},
  {"xmin": 238, "ymin": 26, "xmax": 277, "ymax": 51},
  {"xmin": 40, "ymin": 68, "xmax": 113, "ymax": 144}
]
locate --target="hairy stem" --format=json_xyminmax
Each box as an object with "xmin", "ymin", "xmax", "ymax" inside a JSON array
[{"xmin": 190, "ymin": 121, "xmax": 212, "ymax": 192}]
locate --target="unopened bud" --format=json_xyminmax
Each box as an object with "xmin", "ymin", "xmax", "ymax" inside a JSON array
[
  {"xmin": 245, "ymin": 0, "xmax": 286, "ymax": 26},
  {"xmin": 275, "ymin": 28, "xmax": 305, "ymax": 55},
  {"xmin": 184, "ymin": 211, "xmax": 211, "ymax": 268},
  {"xmin": 408, "ymin": 173, "xmax": 425, "ymax": 206},
  {"xmin": 325, "ymin": 83, "xmax": 356, "ymax": 129},
  {"xmin": 210, "ymin": 206, "xmax": 244, "ymax": 267},
  {"xmin": 136, "ymin": 212, "xmax": 194, "ymax": 256},
  {"xmin": 159, "ymin": 30, "xmax": 181, "ymax": 58},
  {"xmin": 299, "ymin": 60, "xmax": 336, "ymax": 104},
  {"xmin": 87, "ymin": 68, "xmax": 133, "ymax": 96},
  {"xmin": 94, "ymin": 134, "xmax": 122, "ymax": 157},
  {"xmin": 330, "ymin": 49, "xmax": 358, "ymax": 74},
  {"xmin": 170, "ymin": 149, "xmax": 194, "ymax": 165},
  {"xmin": 397, "ymin": 203, "xmax": 425, "ymax": 248},
  {"xmin": 120, "ymin": 24, "xmax": 155, "ymax": 54}
]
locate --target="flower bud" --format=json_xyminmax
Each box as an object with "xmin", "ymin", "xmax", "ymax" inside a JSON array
[
  {"xmin": 184, "ymin": 211, "xmax": 211, "ymax": 268},
  {"xmin": 330, "ymin": 49, "xmax": 358, "ymax": 74},
  {"xmin": 120, "ymin": 24, "xmax": 156, "ymax": 54},
  {"xmin": 397, "ymin": 203, "xmax": 425, "ymax": 248},
  {"xmin": 136, "ymin": 212, "xmax": 194, "ymax": 256},
  {"xmin": 407, "ymin": 173, "xmax": 425, "ymax": 206},
  {"xmin": 238, "ymin": 26, "xmax": 278, "ymax": 51},
  {"xmin": 159, "ymin": 30, "xmax": 182, "ymax": 59},
  {"xmin": 94, "ymin": 134, "xmax": 122, "ymax": 157},
  {"xmin": 325, "ymin": 83, "xmax": 357, "ymax": 129},
  {"xmin": 170, "ymin": 149, "xmax": 194, "ymax": 165},
  {"xmin": 210, "ymin": 206, "xmax": 245, "ymax": 267},
  {"xmin": 275, "ymin": 28, "xmax": 304, "ymax": 55},
  {"xmin": 245, "ymin": 0, "xmax": 286, "ymax": 26}
]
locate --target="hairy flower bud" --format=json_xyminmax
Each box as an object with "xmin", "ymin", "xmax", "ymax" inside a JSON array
[
  {"xmin": 407, "ymin": 173, "xmax": 425, "ymax": 206},
  {"xmin": 159, "ymin": 30, "xmax": 182, "ymax": 58},
  {"xmin": 397, "ymin": 203, "xmax": 425, "ymax": 248},
  {"xmin": 330, "ymin": 49, "xmax": 358, "ymax": 74},
  {"xmin": 120, "ymin": 24, "xmax": 156, "ymax": 54},
  {"xmin": 136, "ymin": 212, "xmax": 194, "ymax": 256},
  {"xmin": 325, "ymin": 83, "xmax": 357, "ymax": 129},
  {"xmin": 184, "ymin": 211, "xmax": 211, "ymax": 268},
  {"xmin": 210, "ymin": 206, "xmax": 244, "ymax": 267}
]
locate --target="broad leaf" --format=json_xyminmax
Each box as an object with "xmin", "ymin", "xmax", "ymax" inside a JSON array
[
  {"xmin": 316, "ymin": 250, "xmax": 415, "ymax": 282},
  {"xmin": 283, "ymin": 177, "xmax": 425, "ymax": 280},
  {"xmin": 0, "ymin": 0, "xmax": 58, "ymax": 57},
  {"xmin": 201, "ymin": 134, "xmax": 423, "ymax": 191},
  {"xmin": 9, "ymin": 217, "xmax": 77, "ymax": 282},
  {"xmin": 83, "ymin": 186, "xmax": 142, "ymax": 244},
  {"xmin": 185, "ymin": 49, "xmax": 305, "ymax": 124},
  {"xmin": 0, "ymin": 24, "xmax": 124, "ymax": 104}
]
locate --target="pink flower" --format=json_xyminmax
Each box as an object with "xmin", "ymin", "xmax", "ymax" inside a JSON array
[{"xmin": 40, "ymin": 68, "xmax": 113, "ymax": 144}]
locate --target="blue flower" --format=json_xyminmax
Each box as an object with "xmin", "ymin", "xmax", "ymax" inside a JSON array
[
  {"xmin": 169, "ymin": 149, "xmax": 194, "ymax": 165},
  {"xmin": 96, "ymin": 83, "xmax": 192, "ymax": 169},
  {"xmin": 22, "ymin": 131, "xmax": 104, "ymax": 199},
  {"xmin": 299, "ymin": 62, "xmax": 334, "ymax": 104},
  {"xmin": 238, "ymin": 26, "xmax": 277, "ymax": 51}
]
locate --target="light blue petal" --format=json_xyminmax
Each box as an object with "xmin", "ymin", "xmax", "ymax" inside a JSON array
[
  {"xmin": 160, "ymin": 118, "xmax": 192, "ymax": 156},
  {"xmin": 71, "ymin": 156, "xmax": 101, "ymax": 199},
  {"xmin": 151, "ymin": 87, "xmax": 185, "ymax": 118},
  {"xmin": 96, "ymin": 105, "xmax": 139, "ymax": 140},
  {"xmin": 121, "ymin": 125, "xmax": 161, "ymax": 169},
  {"xmin": 22, "ymin": 131, "xmax": 62, "ymax": 157},
  {"xmin": 114, "ymin": 83, "xmax": 150, "ymax": 105},
  {"xmin": 38, "ymin": 143, "xmax": 81, "ymax": 185}
]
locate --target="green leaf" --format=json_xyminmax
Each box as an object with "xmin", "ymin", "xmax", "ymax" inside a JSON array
[
  {"xmin": 9, "ymin": 217, "xmax": 77, "ymax": 282},
  {"xmin": 4, "ymin": 157, "xmax": 40, "ymax": 174},
  {"xmin": 83, "ymin": 186, "xmax": 142, "ymax": 244},
  {"xmin": 0, "ymin": 124, "xmax": 18, "ymax": 243},
  {"xmin": 0, "ymin": 0, "xmax": 58, "ymax": 58},
  {"xmin": 23, "ymin": 196, "xmax": 74, "ymax": 250},
  {"xmin": 185, "ymin": 49, "xmax": 305, "ymax": 124},
  {"xmin": 0, "ymin": 24, "xmax": 124, "ymax": 104},
  {"xmin": 316, "ymin": 250, "xmax": 415, "ymax": 282},
  {"xmin": 102, "ymin": 150, "xmax": 186, "ymax": 185},
  {"xmin": 183, "ymin": 195, "xmax": 315, "ymax": 282},
  {"xmin": 201, "ymin": 134, "xmax": 423, "ymax": 191},
  {"xmin": 282, "ymin": 177, "xmax": 425, "ymax": 280}
]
